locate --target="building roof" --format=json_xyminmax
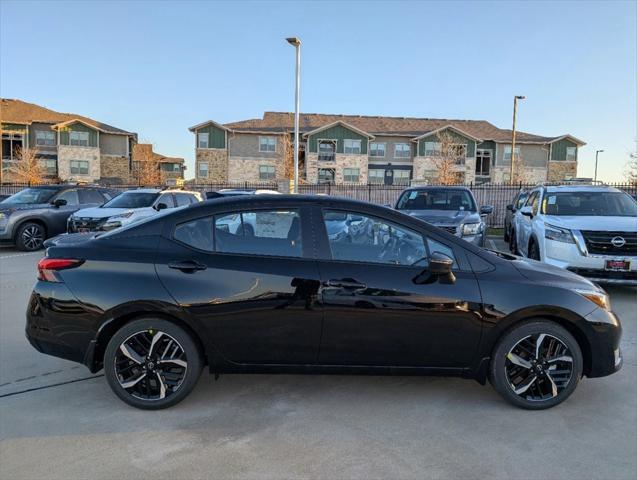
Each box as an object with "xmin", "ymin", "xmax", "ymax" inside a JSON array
[
  {"xmin": 0, "ymin": 98, "xmax": 135, "ymax": 136},
  {"xmin": 132, "ymin": 143, "xmax": 184, "ymax": 164},
  {"xmin": 222, "ymin": 111, "xmax": 582, "ymax": 145}
]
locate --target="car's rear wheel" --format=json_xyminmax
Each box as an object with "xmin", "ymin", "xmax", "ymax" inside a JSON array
[
  {"xmin": 503, "ymin": 224, "xmax": 510, "ymax": 243},
  {"xmin": 104, "ymin": 318, "xmax": 203, "ymax": 410},
  {"xmin": 489, "ymin": 320, "xmax": 583, "ymax": 409},
  {"xmin": 15, "ymin": 222, "xmax": 45, "ymax": 251}
]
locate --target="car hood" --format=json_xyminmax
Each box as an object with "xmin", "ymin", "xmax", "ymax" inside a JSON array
[
  {"xmin": 400, "ymin": 209, "xmax": 480, "ymax": 226},
  {"xmin": 543, "ymin": 215, "xmax": 637, "ymax": 232},
  {"xmin": 72, "ymin": 207, "xmax": 140, "ymax": 219},
  {"xmin": 511, "ymin": 255, "xmax": 599, "ymax": 290}
]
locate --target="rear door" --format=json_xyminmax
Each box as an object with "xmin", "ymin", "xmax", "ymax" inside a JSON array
[{"xmin": 155, "ymin": 205, "xmax": 323, "ymax": 365}]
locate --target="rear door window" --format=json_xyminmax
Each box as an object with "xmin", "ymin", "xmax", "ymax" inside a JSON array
[
  {"xmin": 214, "ymin": 210, "xmax": 302, "ymax": 258},
  {"xmin": 78, "ymin": 189, "xmax": 106, "ymax": 204}
]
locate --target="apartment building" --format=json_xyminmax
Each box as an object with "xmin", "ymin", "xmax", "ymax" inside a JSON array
[
  {"xmin": 1, "ymin": 99, "xmax": 184, "ymax": 184},
  {"xmin": 190, "ymin": 112, "xmax": 585, "ymax": 184}
]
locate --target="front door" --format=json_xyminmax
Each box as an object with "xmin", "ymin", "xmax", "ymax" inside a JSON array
[
  {"xmin": 384, "ymin": 168, "xmax": 394, "ymax": 185},
  {"xmin": 475, "ymin": 149, "xmax": 491, "ymax": 182},
  {"xmin": 317, "ymin": 209, "xmax": 483, "ymax": 368},
  {"xmin": 156, "ymin": 207, "xmax": 323, "ymax": 365}
]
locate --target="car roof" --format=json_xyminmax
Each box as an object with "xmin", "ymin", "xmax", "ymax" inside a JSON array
[
  {"xmin": 543, "ymin": 185, "xmax": 623, "ymax": 193},
  {"xmin": 120, "ymin": 188, "xmax": 162, "ymax": 194},
  {"xmin": 200, "ymin": 194, "xmax": 388, "ymax": 210},
  {"xmin": 405, "ymin": 186, "xmax": 472, "ymax": 191}
]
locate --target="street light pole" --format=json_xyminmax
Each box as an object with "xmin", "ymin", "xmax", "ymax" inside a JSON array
[
  {"xmin": 594, "ymin": 149, "xmax": 604, "ymax": 182},
  {"xmin": 286, "ymin": 37, "xmax": 301, "ymax": 193},
  {"xmin": 510, "ymin": 95, "xmax": 525, "ymax": 185}
]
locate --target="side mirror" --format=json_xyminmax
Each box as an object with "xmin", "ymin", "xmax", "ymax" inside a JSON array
[
  {"xmin": 155, "ymin": 202, "xmax": 168, "ymax": 211},
  {"xmin": 506, "ymin": 204, "xmax": 514, "ymax": 211},
  {"xmin": 413, "ymin": 252, "xmax": 456, "ymax": 285},
  {"xmin": 480, "ymin": 205, "xmax": 494, "ymax": 215},
  {"xmin": 52, "ymin": 198, "xmax": 67, "ymax": 208},
  {"xmin": 520, "ymin": 205, "xmax": 533, "ymax": 217}
]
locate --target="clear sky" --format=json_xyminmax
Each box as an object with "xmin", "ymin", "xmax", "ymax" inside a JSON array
[{"xmin": 1, "ymin": 0, "xmax": 635, "ymax": 181}]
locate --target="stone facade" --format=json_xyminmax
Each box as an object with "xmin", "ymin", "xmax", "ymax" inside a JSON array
[
  {"xmin": 306, "ymin": 153, "xmax": 368, "ymax": 183},
  {"xmin": 492, "ymin": 166, "xmax": 548, "ymax": 184},
  {"xmin": 57, "ymin": 145, "xmax": 100, "ymax": 182},
  {"xmin": 100, "ymin": 155, "xmax": 130, "ymax": 183},
  {"xmin": 196, "ymin": 149, "xmax": 228, "ymax": 182},
  {"xmin": 412, "ymin": 156, "xmax": 474, "ymax": 183},
  {"xmin": 547, "ymin": 161, "xmax": 577, "ymax": 182}
]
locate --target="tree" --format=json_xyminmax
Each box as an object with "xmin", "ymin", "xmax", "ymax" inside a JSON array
[
  {"xmin": 7, "ymin": 146, "xmax": 46, "ymax": 183},
  {"xmin": 625, "ymin": 152, "xmax": 637, "ymax": 186},
  {"xmin": 132, "ymin": 143, "xmax": 162, "ymax": 186},
  {"xmin": 431, "ymin": 130, "xmax": 463, "ymax": 185}
]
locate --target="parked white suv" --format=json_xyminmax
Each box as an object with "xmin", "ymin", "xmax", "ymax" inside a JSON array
[
  {"xmin": 68, "ymin": 188, "xmax": 203, "ymax": 232},
  {"xmin": 510, "ymin": 185, "xmax": 637, "ymax": 285}
]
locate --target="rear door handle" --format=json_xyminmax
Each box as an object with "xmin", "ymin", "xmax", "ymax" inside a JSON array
[
  {"xmin": 326, "ymin": 279, "xmax": 367, "ymax": 289},
  {"xmin": 168, "ymin": 260, "xmax": 207, "ymax": 272}
]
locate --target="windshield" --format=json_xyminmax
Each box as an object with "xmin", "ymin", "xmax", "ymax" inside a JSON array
[
  {"xmin": 102, "ymin": 192, "xmax": 159, "ymax": 209},
  {"xmin": 542, "ymin": 191, "xmax": 637, "ymax": 216},
  {"xmin": 396, "ymin": 189, "xmax": 476, "ymax": 212},
  {"xmin": 1, "ymin": 188, "xmax": 59, "ymax": 205}
]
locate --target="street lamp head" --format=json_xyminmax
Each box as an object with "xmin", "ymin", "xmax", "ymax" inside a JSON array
[
  {"xmin": 286, "ymin": 37, "xmax": 301, "ymax": 47},
  {"xmin": 596, "ymin": 149, "xmax": 604, "ymax": 153},
  {"xmin": 515, "ymin": 95, "xmax": 526, "ymax": 100}
]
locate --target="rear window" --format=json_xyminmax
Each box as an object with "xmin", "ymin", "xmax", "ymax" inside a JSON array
[
  {"xmin": 103, "ymin": 192, "xmax": 159, "ymax": 208},
  {"xmin": 396, "ymin": 189, "xmax": 476, "ymax": 212}
]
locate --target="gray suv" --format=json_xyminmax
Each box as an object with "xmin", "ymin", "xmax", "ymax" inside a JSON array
[
  {"xmin": 0, "ymin": 185, "xmax": 115, "ymax": 251},
  {"xmin": 394, "ymin": 186, "xmax": 493, "ymax": 246}
]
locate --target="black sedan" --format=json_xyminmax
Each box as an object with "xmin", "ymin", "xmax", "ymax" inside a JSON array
[{"xmin": 27, "ymin": 195, "xmax": 622, "ymax": 410}]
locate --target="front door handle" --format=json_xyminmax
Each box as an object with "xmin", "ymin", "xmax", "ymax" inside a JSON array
[
  {"xmin": 326, "ymin": 279, "xmax": 367, "ymax": 289},
  {"xmin": 168, "ymin": 260, "xmax": 207, "ymax": 273}
]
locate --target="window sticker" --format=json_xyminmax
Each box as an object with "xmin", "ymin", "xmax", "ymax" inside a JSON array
[{"xmin": 547, "ymin": 195, "xmax": 557, "ymax": 205}]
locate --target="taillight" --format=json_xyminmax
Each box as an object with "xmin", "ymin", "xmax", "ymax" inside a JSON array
[{"xmin": 37, "ymin": 258, "xmax": 84, "ymax": 282}]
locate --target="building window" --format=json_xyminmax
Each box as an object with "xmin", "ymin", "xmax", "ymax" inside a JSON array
[
  {"xmin": 42, "ymin": 159, "xmax": 57, "ymax": 174},
  {"xmin": 35, "ymin": 130, "xmax": 56, "ymax": 146},
  {"xmin": 259, "ymin": 136, "xmax": 277, "ymax": 152},
  {"xmin": 160, "ymin": 163, "xmax": 182, "ymax": 172},
  {"xmin": 197, "ymin": 132, "xmax": 209, "ymax": 149},
  {"xmin": 424, "ymin": 142, "xmax": 441, "ymax": 156},
  {"xmin": 394, "ymin": 143, "xmax": 411, "ymax": 158},
  {"xmin": 318, "ymin": 168, "xmax": 335, "ymax": 184},
  {"xmin": 69, "ymin": 131, "xmax": 89, "ymax": 147},
  {"xmin": 70, "ymin": 160, "xmax": 89, "ymax": 175},
  {"xmin": 343, "ymin": 168, "xmax": 360, "ymax": 183},
  {"xmin": 393, "ymin": 170, "xmax": 411, "ymax": 185},
  {"xmin": 259, "ymin": 165, "xmax": 276, "ymax": 180},
  {"xmin": 566, "ymin": 146, "xmax": 577, "ymax": 161},
  {"xmin": 344, "ymin": 139, "xmax": 361, "ymax": 154},
  {"xmin": 369, "ymin": 142, "xmax": 385, "ymax": 158},
  {"xmin": 503, "ymin": 146, "xmax": 521, "ymax": 161},
  {"xmin": 318, "ymin": 140, "xmax": 336, "ymax": 161},
  {"xmin": 368, "ymin": 169, "xmax": 384, "ymax": 184},
  {"xmin": 198, "ymin": 162, "xmax": 209, "ymax": 178}
]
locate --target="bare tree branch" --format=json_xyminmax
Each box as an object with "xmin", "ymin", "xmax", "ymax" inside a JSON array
[{"xmin": 7, "ymin": 146, "xmax": 47, "ymax": 183}]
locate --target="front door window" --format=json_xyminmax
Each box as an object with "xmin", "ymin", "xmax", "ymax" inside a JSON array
[{"xmin": 475, "ymin": 149, "xmax": 491, "ymax": 178}]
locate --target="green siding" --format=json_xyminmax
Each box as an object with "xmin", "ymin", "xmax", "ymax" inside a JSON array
[
  {"xmin": 308, "ymin": 124, "xmax": 368, "ymax": 154},
  {"xmin": 476, "ymin": 140, "xmax": 496, "ymax": 152},
  {"xmin": 59, "ymin": 122, "xmax": 98, "ymax": 147},
  {"xmin": 417, "ymin": 130, "xmax": 475, "ymax": 157},
  {"xmin": 1, "ymin": 123, "xmax": 28, "ymax": 132},
  {"xmin": 550, "ymin": 138, "xmax": 578, "ymax": 161},
  {"xmin": 196, "ymin": 124, "xmax": 226, "ymax": 149}
]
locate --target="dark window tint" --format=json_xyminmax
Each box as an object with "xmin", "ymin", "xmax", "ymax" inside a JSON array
[
  {"xmin": 79, "ymin": 189, "xmax": 106, "ymax": 204},
  {"xmin": 214, "ymin": 210, "xmax": 302, "ymax": 258},
  {"xmin": 55, "ymin": 189, "xmax": 79, "ymax": 206},
  {"xmin": 103, "ymin": 192, "xmax": 159, "ymax": 208},
  {"xmin": 515, "ymin": 192, "xmax": 529, "ymax": 209},
  {"xmin": 174, "ymin": 217, "xmax": 214, "ymax": 251},
  {"xmin": 396, "ymin": 189, "xmax": 476, "ymax": 212},
  {"xmin": 175, "ymin": 193, "xmax": 194, "ymax": 207},
  {"xmin": 322, "ymin": 210, "xmax": 427, "ymax": 266},
  {"xmin": 157, "ymin": 193, "xmax": 175, "ymax": 208}
]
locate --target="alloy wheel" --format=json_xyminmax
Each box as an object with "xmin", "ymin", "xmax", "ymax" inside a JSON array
[
  {"xmin": 22, "ymin": 225, "xmax": 44, "ymax": 250},
  {"xmin": 115, "ymin": 329, "xmax": 188, "ymax": 401},
  {"xmin": 505, "ymin": 333, "xmax": 574, "ymax": 402}
]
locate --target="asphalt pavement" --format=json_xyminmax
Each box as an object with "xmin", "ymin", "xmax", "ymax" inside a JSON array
[{"xmin": 0, "ymin": 240, "xmax": 636, "ymax": 480}]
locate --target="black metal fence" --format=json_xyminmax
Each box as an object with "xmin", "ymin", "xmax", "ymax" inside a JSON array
[{"xmin": 2, "ymin": 180, "xmax": 636, "ymax": 229}]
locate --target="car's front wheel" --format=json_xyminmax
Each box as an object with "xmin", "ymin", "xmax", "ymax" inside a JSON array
[
  {"xmin": 489, "ymin": 320, "xmax": 583, "ymax": 409},
  {"xmin": 509, "ymin": 229, "xmax": 518, "ymax": 254},
  {"xmin": 15, "ymin": 222, "xmax": 45, "ymax": 251},
  {"xmin": 104, "ymin": 318, "xmax": 203, "ymax": 409}
]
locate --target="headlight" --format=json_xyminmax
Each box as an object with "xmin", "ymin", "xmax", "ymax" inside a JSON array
[
  {"xmin": 0, "ymin": 212, "xmax": 6, "ymax": 220},
  {"xmin": 575, "ymin": 289, "xmax": 611, "ymax": 311},
  {"xmin": 462, "ymin": 223, "xmax": 482, "ymax": 236},
  {"xmin": 545, "ymin": 224, "xmax": 574, "ymax": 243},
  {"xmin": 108, "ymin": 211, "xmax": 134, "ymax": 220}
]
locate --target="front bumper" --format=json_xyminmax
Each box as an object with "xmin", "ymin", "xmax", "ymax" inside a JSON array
[
  {"xmin": 544, "ymin": 239, "xmax": 637, "ymax": 285},
  {"xmin": 583, "ymin": 307, "xmax": 623, "ymax": 378}
]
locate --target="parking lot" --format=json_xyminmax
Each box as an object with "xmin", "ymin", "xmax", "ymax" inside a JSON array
[{"xmin": 1, "ymin": 239, "xmax": 636, "ymax": 480}]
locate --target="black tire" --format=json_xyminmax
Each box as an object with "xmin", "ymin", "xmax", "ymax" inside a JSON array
[
  {"xmin": 503, "ymin": 224, "xmax": 510, "ymax": 243},
  {"xmin": 509, "ymin": 229, "xmax": 518, "ymax": 255},
  {"xmin": 15, "ymin": 222, "xmax": 46, "ymax": 251},
  {"xmin": 104, "ymin": 318, "xmax": 203, "ymax": 410},
  {"xmin": 489, "ymin": 320, "xmax": 583, "ymax": 410},
  {"xmin": 529, "ymin": 240, "xmax": 541, "ymax": 260}
]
